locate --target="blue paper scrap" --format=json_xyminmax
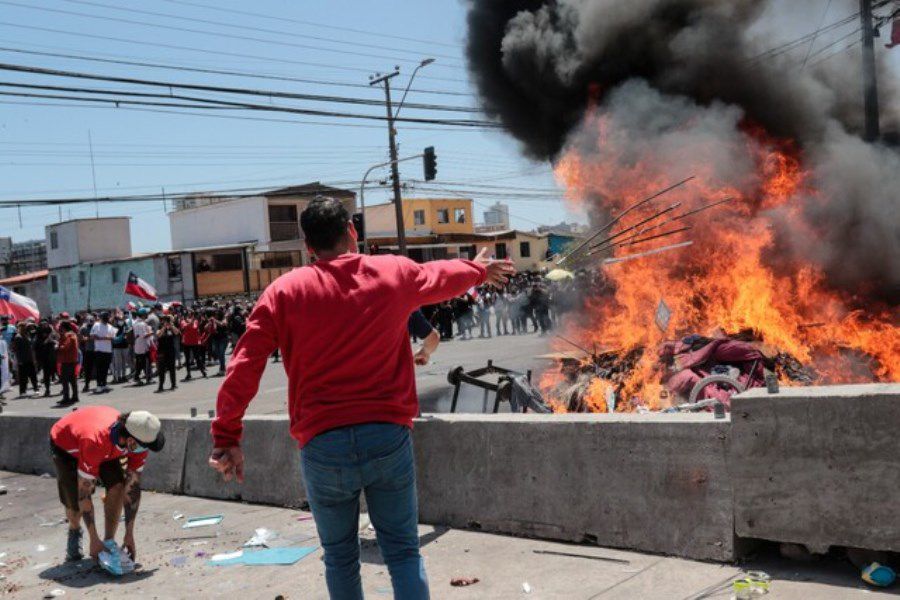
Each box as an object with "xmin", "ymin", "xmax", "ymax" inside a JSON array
[{"xmin": 209, "ymin": 546, "xmax": 318, "ymax": 567}]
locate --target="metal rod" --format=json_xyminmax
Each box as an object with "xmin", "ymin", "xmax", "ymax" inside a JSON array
[
  {"xmin": 603, "ymin": 240, "xmax": 694, "ymax": 265},
  {"xmin": 359, "ymin": 154, "xmax": 424, "ymax": 254},
  {"xmin": 600, "ymin": 195, "xmax": 733, "ymax": 251},
  {"xmin": 588, "ymin": 202, "xmax": 681, "ymax": 253},
  {"xmin": 556, "ymin": 175, "xmax": 694, "ymax": 265},
  {"xmin": 612, "ymin": 225, "xmax": 692, "ymax": 249},
  {"xmin": 554, "ymin": 334, "xmax": 592, "ymax": 356}
]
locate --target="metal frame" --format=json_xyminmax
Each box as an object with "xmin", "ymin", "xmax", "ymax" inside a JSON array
[{"xmin": 446, "ymin": 360, "xmax": 532, "ymax": 414}]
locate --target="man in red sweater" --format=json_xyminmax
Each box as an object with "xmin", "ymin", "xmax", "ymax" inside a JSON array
[{"xmin": 209, "ymin": 197, "xmax": 513, "ymax": 599}]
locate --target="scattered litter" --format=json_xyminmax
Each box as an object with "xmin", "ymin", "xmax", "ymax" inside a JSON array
[
  {"xmin": 98, "ymin": 540, "xmax": 135, "ymax": 576},
  {"xmin": 733, "ymin": 571, "xmax": 771, "ymax": 599},
  {"xmin": 210, "ymin": 550, "xmax": 244, "ymax": 562},
  {"xmin": 35, "ymin": 544, "xmax": 48, "ymax": 552},
  {"xmin": 0, "ymin": 485, "xmax": 6, "ymax": 495},
  {"xmin": 862, "ymin": 563, "xmax": 896, "ymax": 588},
  {"xmin": 0, "ymin": 552, "xmax": 6, "ymax": 559},
  {"xmin": 244, "ymin": 528, "xmax": 278, "ymax": 548},
  {"xmin": 209, "ymin": 546, "xmax": 317, "ymax": 567},
  {"xmin": 450, "ymin": 577, "xmax": 480, "ymax": 587},
  {"xmin": 37, "ymin": 516, "xmax": 67, "ymax": 528},
  {"xmin": 532, "ymin": 549, "xmax": 630, "ymax": 564},
  {"xmin": 16, "ymin": 488, "xmax": 26, "ymax": 492},
  {"xmin": 523, "ymin": 581, "xmax": 533, "ymax": 594},
  {"xmin": 190, "ymin": 541, "xmax": 208, "ymax": 547},
  {"xmin": 194, "ymin": 551, "xmax": 208, "ymax": 558},
  {"xmin": 43, "ymin": 589, "xmax": 66, "ymax": 598},
  {"xmin": 182, "ymin": 515, "xmax": 223, "ymax": 529},
  {"xmin": 31, "ymin": 562, "xmax": 51, "ymax": 571},
  {"xmin": 40, "ymin": 473, "xmax": 52, "ymax": 479},
  {"xmin": 170, "ymin": 556, "xmax": 188, "ymax": 568},
  {"xmin": 296, "ymin": 516, "xmax": 313, "ymax": 522},
  {"xmin": 172, "ymin": 512, "xmax": 184, "ymax": 521}
]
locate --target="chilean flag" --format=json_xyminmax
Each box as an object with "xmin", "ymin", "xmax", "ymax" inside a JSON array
[
  {"xmin": 125, "ymin": 272, "xmax": 158, "ymax": 301},
  {"xmin": 0, "ymin": 285, "xmax": 40, "ymax": 322}
]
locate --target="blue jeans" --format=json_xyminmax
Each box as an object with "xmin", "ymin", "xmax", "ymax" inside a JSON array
[
  {"xmin": 301, "ymin": 423, "xmax": 429, "ymax": 600},
  {"xmin": 211, "ymin": 338, "xmax": 227, "ymax": 372}
]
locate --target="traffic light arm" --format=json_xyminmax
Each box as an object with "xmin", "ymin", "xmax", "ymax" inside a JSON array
[{"xmin": 358, "ymin": 153, "xmax": 426, "ymax": 255}]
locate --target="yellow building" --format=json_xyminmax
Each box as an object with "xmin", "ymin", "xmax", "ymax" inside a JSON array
[{"xmin": 364, "ymin": 198, "xmax": 474, "ymax": 237}]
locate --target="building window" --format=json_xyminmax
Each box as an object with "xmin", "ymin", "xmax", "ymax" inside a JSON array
[
  {"xmin": 495, "ymin": 243, "xmax": 508, "ymax": 260},
  {"xmin": 454, "ymin": 208, "xmax": 466, "ymax": 224},
  {"xmin": 50, "ymin": 231, "xmax": 58, "ymax": 249},
  {"xmin": 413, "ymin": 210, "xmax": 425, "ymax": 226},
  {"xmin": 519, "ymin": 241, "xmax": 531, "ymax": 258},
  {"xmin": 110, "ymin": 267, "xmax": 119, "ymax": 283},
  {"xmin": 436, "ymin": 209, "xmax": 450, "ymax": 224},
  {"xmin": 78, "ymin": 271, "xmax": 86, "ymax": 287},
  {"xmin": 50, "ymin": 275, "xmax": 58, "ymax": 293},
  {"xmin": 168, "ymin": 257, "xmax": 183, "ymax": 281}
]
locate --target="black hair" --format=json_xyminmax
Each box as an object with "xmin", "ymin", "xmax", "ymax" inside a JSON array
[{"xmin": 300, "ymin": 197, "xmax": 350, "ymax": 253}]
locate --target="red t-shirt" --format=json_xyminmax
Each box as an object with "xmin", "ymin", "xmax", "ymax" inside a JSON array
[
  {"xmin": 212, "ymin": 253, "xmax": 486, "ymax": 448},
  {"xmin": 50, "ymin": 405, "xmax": 147, "ymax": 480},
  {"xmin": 180, "ymin": 320, "xmax": 201, "ymax": 346}
]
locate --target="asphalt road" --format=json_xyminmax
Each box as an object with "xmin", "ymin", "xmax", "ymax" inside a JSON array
[
  {"xmin": 1, "ymin": 471, "xmax": 888, "ymax": 599},
  {"xmin": 1, "ymin": 331, "xmax": 553, "ymax": 417}
]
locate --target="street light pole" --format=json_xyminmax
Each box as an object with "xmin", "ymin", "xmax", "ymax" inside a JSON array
[
  {"xmin": 859, "ymin": 0, "xmax": 880, "ymax": 142},
  {"xmin": 369, "ymin": 59, "xmax": 435, "ymax": 257},
  {"xmin": 359, "ymin": 154, "xmax": 426, "ymax": 254}
]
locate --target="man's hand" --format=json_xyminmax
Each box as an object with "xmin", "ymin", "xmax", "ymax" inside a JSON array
[
  {"xmin": 89, "ymin": 536, "xmax": 104, "ymax": 560},
  {"xmin": 414, "ymin": 348, "xmax": 431, "ymax": 366},
  {"xmin": 473, "ymin": 248, "xmax": 516, "ymax": 287},
  {"xmin": 123, "ymin": 532, "xmax": 136, "ymax": 560},
  {"xmin": 208, "ymin": 447, "xmax": 244, "ymax": 483}
]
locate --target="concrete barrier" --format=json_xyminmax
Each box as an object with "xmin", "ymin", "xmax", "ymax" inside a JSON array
[
  {"xmin": 730, "ymin": 383, "xmax": 900, "ymax": 554},
  {"xmin": 3, "ymin": 383, "xmax": 898, "ymax": 563},
  {"xmin": 413, "ymin": 413, "xmax": 736, "ymax": 561}
]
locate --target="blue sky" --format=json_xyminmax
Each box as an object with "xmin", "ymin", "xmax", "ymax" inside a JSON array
[{"xmin": 0, "ymin": 0, "xmax": 574, "ymax": 252}]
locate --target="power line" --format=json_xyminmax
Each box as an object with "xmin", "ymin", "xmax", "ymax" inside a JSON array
[
  {"xmin": 0, "ymin": 63, "xmax": 479, "ymax": 113},
  {"xmin": 0, "ymin": 0, "xmax": 466, "ymax": 76},
  {"xmin": 801, "ymin": 0, "xmax": 835, "ymax": 68},
  {"xmin": 159, "ymin": 0, "xmax": 461, "ymax": 50},
  {"xmin": 0, "ymin": 99, "xmax": 499, "ymax": 132},
  {"xmin": 0, "ymin": 45, "xmax": 473, "ymax": 97},
  {"xmin": 0, "ymin": 64, "xmax": 497, "ymax": 126},
  {"xmin": 60, "ymin": 0, "xmax": 465, "ymax": 64},
  {"xmin": 0, "ymin": 21, "xmax": 468, "ymax": 84}
]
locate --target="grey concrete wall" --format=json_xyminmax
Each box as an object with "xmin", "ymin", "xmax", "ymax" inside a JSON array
[
  {"xmin": 730, "ymin": 383, "xmax": 900, "ymax": 554},
  {"xmin": 414, "ymin": 413, "xmax": 736, "ymax": 561}
]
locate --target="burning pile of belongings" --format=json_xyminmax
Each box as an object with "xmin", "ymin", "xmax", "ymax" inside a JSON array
[{"xmin": 538, "ymin": 330, "xmax": 818, "ymax": 414}]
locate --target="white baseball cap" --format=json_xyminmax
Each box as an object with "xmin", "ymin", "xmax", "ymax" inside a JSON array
[{"xmin": 124, "ymin": 411, "xmax": 165, "ymax": 452}]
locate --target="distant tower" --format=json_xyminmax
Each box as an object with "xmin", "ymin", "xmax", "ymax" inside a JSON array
[{"xmin": 483, "ymin": 202, "xmax": 510, "ymax": 228}]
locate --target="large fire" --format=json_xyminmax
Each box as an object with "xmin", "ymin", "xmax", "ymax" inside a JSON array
[{"xmin": 543, "ymin": 111, "xmax": 899, "ymax": 412}]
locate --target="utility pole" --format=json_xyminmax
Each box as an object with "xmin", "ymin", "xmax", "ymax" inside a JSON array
[
  {"xmin": 860, "ymin": 0, "xmax": 881, "ymax": 141},
  {"xmin": 370, "ymin": 70, "xmax": 407, "ymax": 256}
]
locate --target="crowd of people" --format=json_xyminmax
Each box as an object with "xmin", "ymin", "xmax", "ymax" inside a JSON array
[
  {"xmin": 0, "ymin": 267, "xmax": 601, "ymax": 407},
  {"xmin": 0, "ymin": 299, "xmax": 258, "ymax": 406}
]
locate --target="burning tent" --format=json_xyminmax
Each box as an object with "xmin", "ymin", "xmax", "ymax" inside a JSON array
[{"xmin": 465, "ymin": 0, "xmax": 899, "ymax": 412}]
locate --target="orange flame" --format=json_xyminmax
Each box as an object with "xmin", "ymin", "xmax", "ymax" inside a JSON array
[{"xmin": 546, "ymin": 114, "xmax": 899, "ymax": 411}]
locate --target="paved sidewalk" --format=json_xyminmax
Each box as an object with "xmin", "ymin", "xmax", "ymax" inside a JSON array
[{"xmin": 1, "ymin": 471, "xmax": 894, "ymax": 599}]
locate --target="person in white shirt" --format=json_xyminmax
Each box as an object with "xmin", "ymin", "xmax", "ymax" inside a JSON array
[
  {"xmin": 0, "ymin": 335, "xmax": 10, "ymax": 400},
  {"xmin": 90, "ymin": 312, "xmax": 118, "ymax": 393},
  {"xmin": 131, "ymin": 310, "xmax": 154, "ymax": 386}
]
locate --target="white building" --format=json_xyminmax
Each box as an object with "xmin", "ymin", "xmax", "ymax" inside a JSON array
[
  {"xmin": 483, "ymin": 202, "xmax": 510, "ymax": 228},
  {"xmin": 168, "ymin": 183, "xmax": 356, "ymax": 266},
  {"xmin": 46, "ymin": 217, "xmax": 132, "ymax": 269}
]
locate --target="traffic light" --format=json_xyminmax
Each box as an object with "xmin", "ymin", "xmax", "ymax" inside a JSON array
[{"xmin": 423, "ymin": 146, "xmax": 437, "ymax": 181}]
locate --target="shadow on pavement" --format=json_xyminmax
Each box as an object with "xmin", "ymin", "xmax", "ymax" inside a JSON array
[{"xmin": 39, "ymin": 561, "xmax": 157, "ymax": 588}]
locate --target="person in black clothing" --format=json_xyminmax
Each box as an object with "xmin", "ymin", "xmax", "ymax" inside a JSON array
[
  {"xmin": 155, "ymin": 315, "xmax": 180, "ymax": 392},
  {"xmin": 436, "ymin": 301, "xmax": 454, "ymax": 340},
  {"xmin": 227, "ymin": 307, "xmax": 246, "ymax": 351},
  {"xmin": 12, "ymin": 321, "xmax": 39, "ymax": 396},
  {"xmin": 34, "ymin": 320, "xmax": 58, "ymax": 397}
]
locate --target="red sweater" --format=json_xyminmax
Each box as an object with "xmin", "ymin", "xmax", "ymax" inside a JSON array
[{"xmin": 212, "ymin": 253, "xmax": 486, "ymax": 448}]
